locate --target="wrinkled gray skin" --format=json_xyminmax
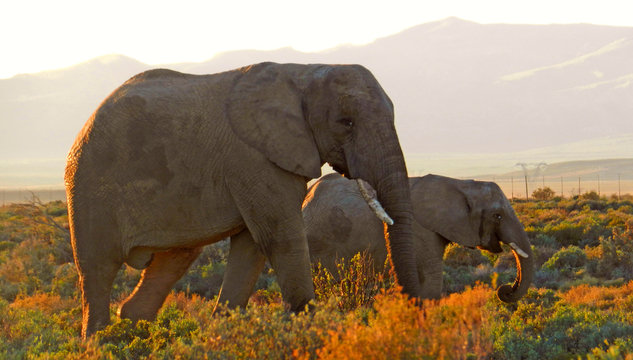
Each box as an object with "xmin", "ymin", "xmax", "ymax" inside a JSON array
[
  {"xmin": 65, "ymin": 62, "xmax": 420, "ymax": 338},
  {"xmin": 303, "ymin": 173, "xmax": 534, "ymax": 302}
]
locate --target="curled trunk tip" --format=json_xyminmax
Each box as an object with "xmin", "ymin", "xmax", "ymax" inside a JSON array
[{"xmin": 496, "ymin": 246, "xmax": 534, "ymax": 303}]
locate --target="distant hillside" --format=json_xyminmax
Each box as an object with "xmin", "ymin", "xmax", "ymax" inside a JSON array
[
  {"xmin": 406, "ymin": 133, "xmax": 633, "ymax": 178},
  {"xmin": 1, "ymin": 18, "xmax": 633, "ymax": 187},
  {"xmin": 0, "ymin": 55, "xmax": 149, "ymax": 159},
  {"xmin": 482, "ymin": 158, "xmax": 633, "ymax": 179},
  {"xmin": 482, "ymin": 158, "xmax": 633, "ymax": 198}
]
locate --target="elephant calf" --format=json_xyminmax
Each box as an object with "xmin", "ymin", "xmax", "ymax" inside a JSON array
[{"xmin": 302, "ymin": 173, "xmax": 534, "ymax": 302}]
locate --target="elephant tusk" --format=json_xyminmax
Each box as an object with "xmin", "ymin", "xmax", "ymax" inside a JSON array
[
  {"xmin": 509, "ymin": 242, "xmax": 529, "ymax": 258},
  {"xmin": 356, "ymin": 179, "xmax": 394, "ymax": 225}
]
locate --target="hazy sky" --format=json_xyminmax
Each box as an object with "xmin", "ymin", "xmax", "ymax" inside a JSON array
[{"xmin": 2, "ymin": 0, "xmax": 632, "ymax": 79}]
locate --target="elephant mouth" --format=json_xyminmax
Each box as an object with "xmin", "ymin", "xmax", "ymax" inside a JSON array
[
  {"xmin": 478, "ymin": 239, "xmax": 504, "ymax": 254},
  {"xmin": 333, "ymin": 167, "xmax": 346, "ymax": 177},
  {"xmin": 329, "ymin": 162, "xmax": 349, "ymax": 178}
]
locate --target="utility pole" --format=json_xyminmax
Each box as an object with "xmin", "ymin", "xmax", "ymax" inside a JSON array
[
  {"xmin": 525, "ymin": 173, "xmax": 529, "ymax": 201},
  {"xmin": 618, "ymin": 174, "xmax": 622, "ymax": 201},
  {"xmin": 578, "ymin": 177, "xmax": 581, "ymax": 197},
  {"xmin": 597, "ymin": 174, "xmax": 600, "ymax": 197},
  {"xmin": 561, "ymin": 177, "xmax": 564, "ymax": 199}
]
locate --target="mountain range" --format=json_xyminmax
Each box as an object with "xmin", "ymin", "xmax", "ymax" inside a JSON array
[{"xmin": 1, "ymin": 17, "xmax": 632, "ymax": 187}]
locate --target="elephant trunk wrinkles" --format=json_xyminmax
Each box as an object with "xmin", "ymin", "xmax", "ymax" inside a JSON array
[
  {"xmin": 373, "ymin": 165, "xmax": 421, "ymax": 300},
  {"xmin": 496, "ymin": 224, "xmax": 534, "ymax": 303}
]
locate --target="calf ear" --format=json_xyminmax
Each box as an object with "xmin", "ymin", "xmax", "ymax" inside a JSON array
[
  {"xmin": 411, "ymin": 175, "xmax": 481, "ymax": 247},
  {"xmin": 227, "ymin": 63, "xmax": 322, "ymax": 179}
]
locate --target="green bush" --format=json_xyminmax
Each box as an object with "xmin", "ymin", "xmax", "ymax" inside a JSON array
[
  {"xmin": 173, "ymin": 242, "xmax": 228, "ymax": 298},
  {"xmin": 443, "ymin": 264, "xmax": 496, "ymax": 294},
  {"xmin": 586, "ymin": 338, "xmax": 633, "ymax": 360},
  {"xmin": 96, "ymin": 304, "xmax": 201, "ymax": 359},
  {"xmin": 490, "ymin": 288, "xmax": 633, "ymax": 359},
  {"xmin": 542, "ymin": 221, "xmax": 584, "ymax": 247},
  {"xmin": 0, "ymin": 294, "xmax": 82, "ymax": 359},
  {"xmin": 0, "ymin": 201, "xmax": 73, "ymax": 301},
  {"xmin": 532, "ymin": 187, "xmax": 555, "ymax": 200},
  {"xmin": 530, "ymin": 233, "xmax": 559, "ymax": 249},
  {"xmin": 444, "ymin": 243, "xmax": 493, "ymax": 267},
  {"xmin": 533, "ymin": 268, "xmax": 564, "ymax": 289},
  {"xmin": 586, "ymin": 224, "xmax": 633, "ymax": 280},
  {"xmin": 581, "ymin": 191, "xmax": 601, "ymax": 201},
  {"xmin": 542, "ymin": 245, "xmax": 587, "ymax": 277}
]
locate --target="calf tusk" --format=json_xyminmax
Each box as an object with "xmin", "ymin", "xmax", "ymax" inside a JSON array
[
  {"xmin": 509, "ymin": 242, "xmax": 529, "ymax": 258},
  {"xmin": 356, "ymin": 179, "xmax": 394, "ymax": 226}
]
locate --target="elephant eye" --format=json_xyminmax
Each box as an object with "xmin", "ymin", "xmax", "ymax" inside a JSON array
[
  {"xmin": 494, "ymin": 214, "xmax": 503, "ymax": 221},
  {"xmin": 338, "ymin": 117, "xmax": 354, "ymax": 129}
]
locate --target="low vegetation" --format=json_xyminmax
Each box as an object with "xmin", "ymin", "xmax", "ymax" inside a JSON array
[{"xmin": 1, "ymin": 193, "xmax": 633, "ymax": 359}]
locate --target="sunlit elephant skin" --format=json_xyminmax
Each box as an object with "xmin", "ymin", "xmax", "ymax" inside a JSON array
[
  {"xmin": 302, "ymin": 173, "xmax": 534, "ymax": 302},
  {"xmin": 65, "ymin": 62, "xmax": 420, "ymax": 338}
]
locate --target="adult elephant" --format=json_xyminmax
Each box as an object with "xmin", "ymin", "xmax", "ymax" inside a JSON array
[
  {"xmin": 65, "ymin": 62, "xmax": 420, "ymax": 338},
  {"xmin": 303, "ymin": 173, "xmax": 534, "ymax": 302}
]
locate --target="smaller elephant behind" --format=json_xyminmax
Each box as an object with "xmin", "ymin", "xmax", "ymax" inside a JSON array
[{"xmin": 303, "ymin": 173, "xmax": 534, "ymax": 302}]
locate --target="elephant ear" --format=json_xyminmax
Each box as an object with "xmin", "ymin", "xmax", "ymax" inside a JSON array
[
  {"xmin": 227, "ymin": 63, "xmax": 322, "ymax": 179},
  {"xmin": 410, "ymin": 175, "xmax": 481, "ymax": 248}
]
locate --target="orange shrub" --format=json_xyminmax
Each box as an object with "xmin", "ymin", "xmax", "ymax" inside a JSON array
[
  {"xmin": 317, "ymin": 284, "xmax": 494, "ymax": 360},
  {"xmin": 560, "ymin": 280, "xmax": 633, "ymax": 311},
  {"xmin": 10, "ymin": 292, "xmax": 75, "ymax": 315}
]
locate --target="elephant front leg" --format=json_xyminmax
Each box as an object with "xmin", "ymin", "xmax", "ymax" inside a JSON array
[
  {"xmin": 118, "ymin": 247, "xmax": 202, "ymax": 323},
  {"xmin": 214, "ymin": 229, "xmax": 267, "ymax": 311},
  {"xmin": 236, "ymin": 216, "xmax": 315, "ymax": 312},
  {"xmin": 229, "ymin": 171, "xmax": 316, "ymax": 313},
  {"xmin": 415, "ymin": 227, "xmax": 447, "ymax": 300},
  {"xmin": 419, "ymin": 260, "xmax": 443, "ymax": 300},
  {"xmin": 266, "ymin": 226, "xmax": 315, "ymax": 312}
]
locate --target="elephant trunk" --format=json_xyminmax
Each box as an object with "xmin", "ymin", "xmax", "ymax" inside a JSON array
[
  {"xmin": 368, "ymin": 155, "xmax": 421, "ymax": 300},
  {"xmin": 342, "ymin": 98, "xmax": 421, "ymax": 300},
  {"xmin": 496, "ymin": 222, "xmax": 534, "ymax": 303}
]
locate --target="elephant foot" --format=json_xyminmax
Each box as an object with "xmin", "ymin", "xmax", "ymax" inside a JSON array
[
  {"xmin": 117, "ymin": 300, "xmax": 158, "ymax": 324},
  {"xmin": 290, "ymin": 299, "xmax": 316, "ymax": 314}
]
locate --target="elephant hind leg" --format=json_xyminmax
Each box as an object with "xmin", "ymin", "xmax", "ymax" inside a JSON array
[
  {"xmin": 215, "ymin": 230, "xmax": 266, "ymax": 312},
  {"xmin": 118, "ymin": 247, "xmax": 202, "ymax": 323},
  {"xmin": 78, "ymin": 258, "xmax": 121, "ymax": 338},
  {"xmin": 69, "ymin": 197, "xmax": 126, "ymax": 338}
]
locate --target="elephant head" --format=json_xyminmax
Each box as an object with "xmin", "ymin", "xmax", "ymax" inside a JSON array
[
  {"xmin": 226, "ymin": 63, "xmax": 420, "ymax": 299},
  {"xmin": 410, "ymin": 174, "xmax": 534, "ymax": 302}
]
